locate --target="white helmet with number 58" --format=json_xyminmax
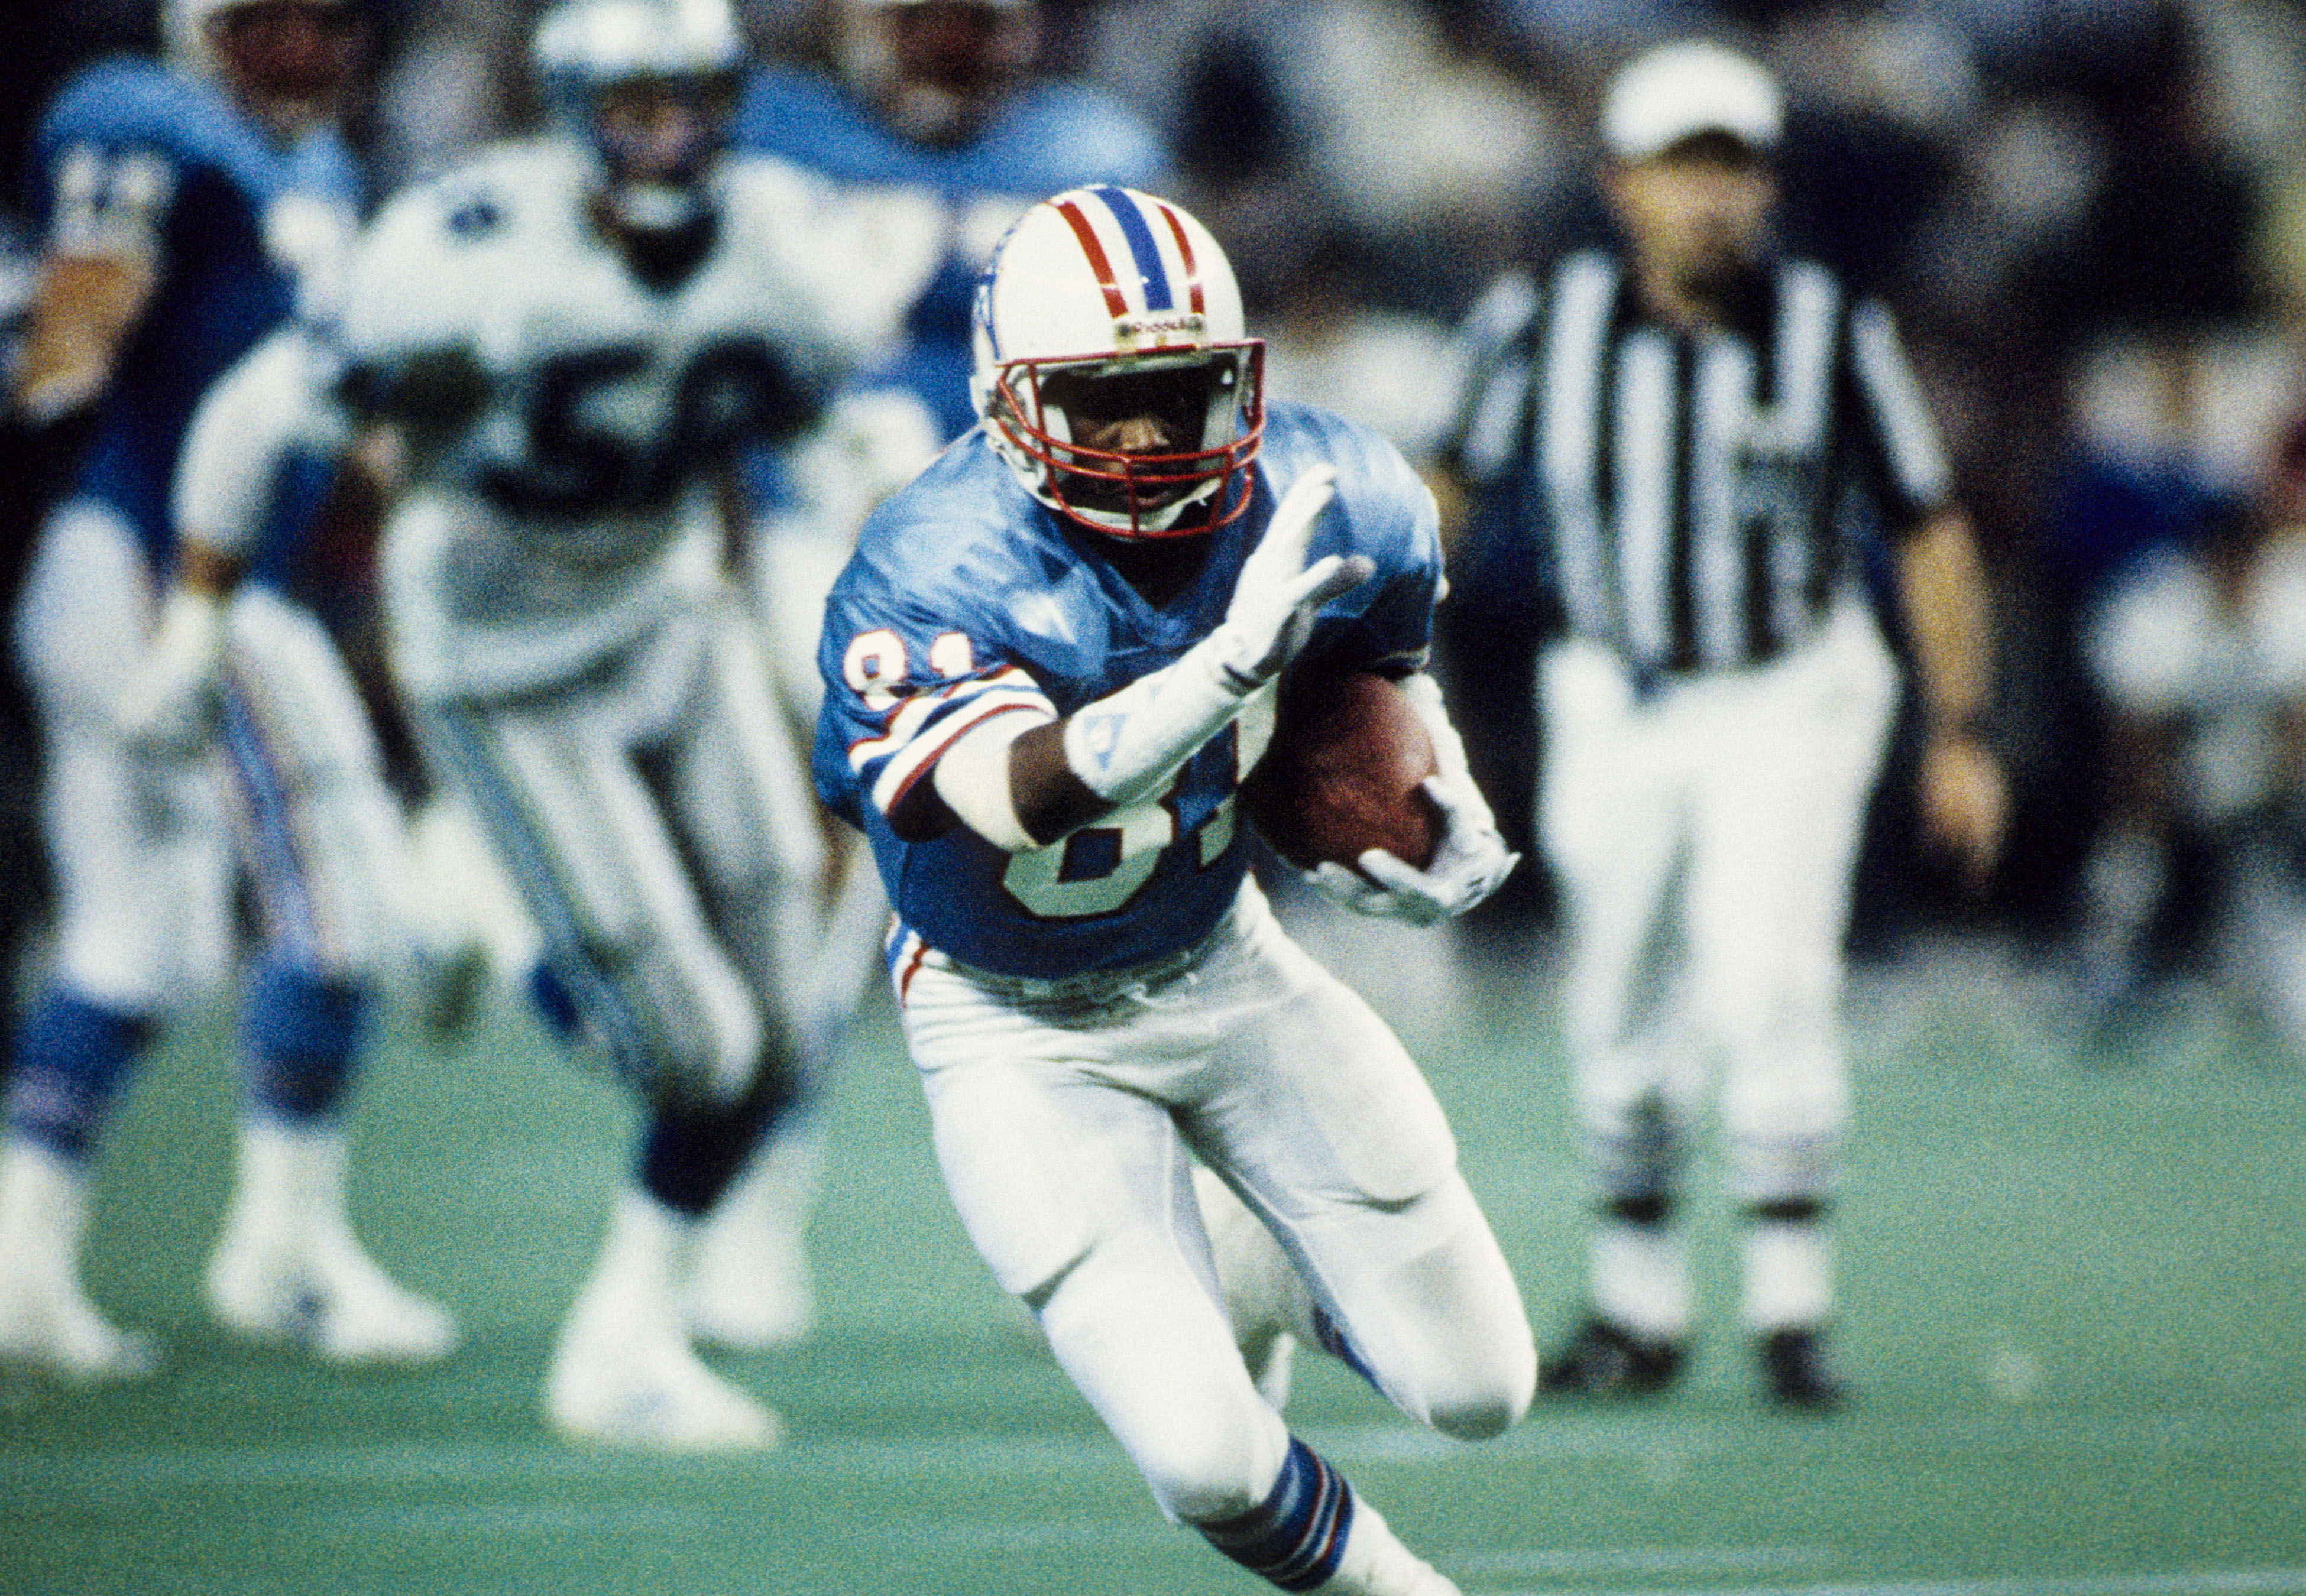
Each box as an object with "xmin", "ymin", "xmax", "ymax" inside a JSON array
[{"xmin": 969, "ymin": 186, "xmax": 1263, "ymax": 540}]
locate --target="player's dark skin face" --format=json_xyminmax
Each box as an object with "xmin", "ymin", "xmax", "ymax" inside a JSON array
[
  {"xmin": 212, "ymin": 0, "xmax": 365, "ymax": 140},
  {"xmin": 592, "ymin": 77, "xmax": 737, "ymax": 189},
  {"xmin": 867, "ymin": 1, "xmax": 1032, "ymax": 145},
  {"xmin": 1039, "ymin": 365, "xmax": 1225, "ymax": 605}
]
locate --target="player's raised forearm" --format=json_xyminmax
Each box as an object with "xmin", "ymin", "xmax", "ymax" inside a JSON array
[{"xmin": 927, "ymin": 663, "xmax": 1258, "ymax": 852}]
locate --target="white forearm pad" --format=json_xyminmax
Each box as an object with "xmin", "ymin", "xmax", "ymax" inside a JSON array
[
  {"xmin": 1061, "ymin": 643, "xmax": 1247, "ymax": 808},
  {"xmin": 172, "ymin": 329, "xmax": 346, "ymax": 561},
  {"xmin": 1400, "ymin": 672, "xmax": 1495, "ymax": 827},
  {"xmin": 931, "ymin": 710, "xmax": 1047, "ymax": 853}
]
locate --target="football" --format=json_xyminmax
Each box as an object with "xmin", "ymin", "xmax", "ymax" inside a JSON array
[{"xmin": 1239, "ymin": 669, "xmax": 1441, "ymax": 875}]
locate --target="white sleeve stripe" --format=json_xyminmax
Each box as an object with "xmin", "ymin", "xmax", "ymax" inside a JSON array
[
  {"xmin": 870, "ymin": 696, "xmax": 1052, "ymax": 816},
  {"xmin": 1849, "ymin": 300, "xmax": 1951, "ymax": 509},
  {"xmin": 846, "ymin": 667, "xmax": 1051, "ymax": 775}
]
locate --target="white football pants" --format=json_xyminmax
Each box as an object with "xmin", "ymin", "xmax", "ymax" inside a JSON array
[
  {"xmin": 14, "ymin": 499, "xmax": 420, "ymax": 1011},
  {"xmin": 416, "ymin": 593, "xmax": 825, "ymax": 1104},
  {"xmin": 895, "ymin": 880, "xmax": 1535, "ymax": 1525},
  {"xmin": 1539, "ymin": 591, "xmax": 1899, "ymax": 1205}
]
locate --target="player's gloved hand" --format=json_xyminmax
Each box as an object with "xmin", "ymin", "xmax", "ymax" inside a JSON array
[
  {"xmin": 1206, "ymin": 465, "xmax": 1372, "ymax": 693},
  {"xmin": 114, "ymin": 585, "xmax": 227, "ymax": 758},
  {"xmin": 1064, "ymin": 465, "xmax": 1371, "ymax": 810},
  {"xmin": 1308, "ymin": 777, "xmax": 1518, "ymax": 926}
]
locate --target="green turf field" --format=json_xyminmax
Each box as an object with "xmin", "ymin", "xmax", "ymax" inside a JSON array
[{"xmin": 2, "ymin": 933, "xmax": 2301, "ymax": 1596}]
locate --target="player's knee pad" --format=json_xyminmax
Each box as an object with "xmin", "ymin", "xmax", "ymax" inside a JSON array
[
  {"xmin": 14, "ymin": 499, "xmax": 148, "ymax": 713},
  {"xmin": 238, "ymin": 955, "xmax": 374, "ymax": 1123},
  {"xmin": 44, "ymin": 741, "xmax": 233, "ymax": 1011},
  {"xmin": 1693, "ymin": 935, "xmax": 1839, "ymax": 1059},
  {"xmin": 2, "ymin": 986, "xmax": 160, "ymax": 1157},
  {"xmin": 1358, "ymin": 1208, "xmax": 1534, "ymax": 1442},
  {"xmin": 1726, "ymin": 1130, "xmax": 1841, "ymax": 1208}
]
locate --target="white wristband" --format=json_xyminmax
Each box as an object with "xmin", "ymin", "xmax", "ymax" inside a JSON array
[{"xmin": 1061, "ymin": 643, "xmax": 1247, "ymax": 809}]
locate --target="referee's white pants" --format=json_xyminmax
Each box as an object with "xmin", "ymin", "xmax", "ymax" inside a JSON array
[
  {"xmin": 894, "ymin": 881, "xmax": 1534, "ymax": 1524},
  {"xmin": 416, "ymin": 595, "xmax": 825, "ymax": 1107},
  {"xmin": 13, "ymin": 499, "xmax": 416, "ymax": 1013},
  {"xmin": 1539, "ymin": 593, "xmax": 1899, "ymax": 1205}
]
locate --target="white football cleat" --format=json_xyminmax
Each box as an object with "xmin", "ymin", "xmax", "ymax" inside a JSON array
[
  {"xmin": 204, "ymin": 1119, "xmax": 458, "ymax": 1366},
  {"xmin": 0, "ymin": 1140, "xmax": 161, "ymax": 1383},
  {"xmin": 1193, "ymin": 1165, "xmax": 1310, "ymax": 1411},
  {"xmin": 1314, "ymin": 1497, "xmax": 1463, "ymax": 1596},
  {"xmin": 548, "ymin": 1189, "xmax": 782, "ymax": 1453},
  {"xmin": 204, "ymin": 1227, "xmax": 459, "ymax": 1365},
  {"xmin": 545, "ymin": 1317, "xmax": 784, "ymax": 1453}
]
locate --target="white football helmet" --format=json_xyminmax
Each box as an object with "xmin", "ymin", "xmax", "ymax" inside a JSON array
[
  {"xmin": 532, "ymin": 0, "xmax": 747, "ymax": 238},
  {"xmin": 971, "ymin": 186, "xmax": 1263, "ymax": 539}
]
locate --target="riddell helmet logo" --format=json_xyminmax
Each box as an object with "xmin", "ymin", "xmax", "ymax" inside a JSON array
[{"xmin": 1116, "ymin": 313, "xmax": 1207, "ymax": 352}]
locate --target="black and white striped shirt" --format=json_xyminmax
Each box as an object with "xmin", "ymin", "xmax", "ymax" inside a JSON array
[{"xmin": 1444, "ymin": 249, "xmax": 1950, "ymax": 676}]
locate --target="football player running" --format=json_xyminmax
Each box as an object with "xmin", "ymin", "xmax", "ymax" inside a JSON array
[
  {"xmin": 0, "ymin": 0, "xmax": 459, "ymax": 1383},
  {"xmin": 815, "ymin": 187, "xmax": 1530, "ymax": 1595},
  {"xmin": 692, "ymin": 0, "xmax": 1172, "ymax": 1354},
  {"xmin": 147, "ymin": 0, "xmax": 930, "ymax": 1449}
]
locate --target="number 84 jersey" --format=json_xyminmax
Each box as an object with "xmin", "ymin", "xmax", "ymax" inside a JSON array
[
  {"xmin": 341, "ymin": 140, "xmax": 935, "ymax": 700},
  {"xmin": 813, "ymin": 404, "xmax": 1442, "ymax": 981}
]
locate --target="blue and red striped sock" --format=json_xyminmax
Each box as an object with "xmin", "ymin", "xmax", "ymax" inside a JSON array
[{"xmin": 1194, "ymin": 1436, "xmax": 1356, "ymax": 1592}]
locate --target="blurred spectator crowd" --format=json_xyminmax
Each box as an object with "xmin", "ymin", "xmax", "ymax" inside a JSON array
[{"xmin": 8, "ymin": 0, "xmax": 2306, "ymax": 1017}]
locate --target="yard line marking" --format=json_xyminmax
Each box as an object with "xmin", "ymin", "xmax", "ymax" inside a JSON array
[
  {"xmin": 6, "ymin": 1408, "xmax": 2302, "ymax": 1495},
  {"xmin": 1468, "ymin": 1570, "xmax": 2306, "ymax": 1596},
  {"xmin": 1301, "ymin": 1410, "xmax": 2306, "ymax": 1466},
  {"xmin": 1456, "ymin": 1548, "xmax": 1839, "ymax": 1577}
]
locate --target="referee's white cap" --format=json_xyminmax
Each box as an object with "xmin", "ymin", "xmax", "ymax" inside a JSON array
[{"xmin": 1601, "ymin": 41, "xmax": 1783, "ymax": 162}]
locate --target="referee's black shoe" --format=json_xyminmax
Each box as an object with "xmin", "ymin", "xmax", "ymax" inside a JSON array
[
  {"xmin": 1537, "ymin": 1317, "xmax": 1687, "ymax": 1398},
  {"xmin": 1760, "ymin": 1327, "xmax": 1850, "ymax": 1412}
]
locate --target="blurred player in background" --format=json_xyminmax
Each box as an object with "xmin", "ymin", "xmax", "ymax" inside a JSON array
[
  {"xmin": 143, "ymin": 0, "xmax": 931, "ymax": 1448},
  {"xmin": 816, "ymin": 185, "xmax": 1528, "ymax": 1596},
  {"xmin": 2075, "ymin": 410, "xmax": 2306, "ymax": 1049},
  {"xmin": 689, "ymin": 0, "xmax": 1167, "ymax": 1353},
  {"xmin": 1442, "ymin": 41, "xmax": 2005, "ymax": 1409},
  {"xmin": 735, "ymin": 0, "xmax": 1165, "ymax": 439},
  {"xmin": 0, "ymin": 0, "xmax": 460, "ymax": 1383}
]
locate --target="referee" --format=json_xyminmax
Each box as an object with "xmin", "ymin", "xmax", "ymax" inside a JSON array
[{"xmin": 1440, "ymin": 40, "xmax": 2004, "ymax": 1409}]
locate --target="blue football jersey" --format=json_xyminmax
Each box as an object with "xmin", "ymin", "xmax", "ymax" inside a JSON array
[
  {"xmin": 814, "ymin": 403, "xmax": 1442, "ymax": 979},
  {"xmin": 730, "ymin": 64, "xmax": 1167, "ymax": 440},
  {"xmin": 31, "ymin": 57, "xmax": 362, "ymax": 573}
]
